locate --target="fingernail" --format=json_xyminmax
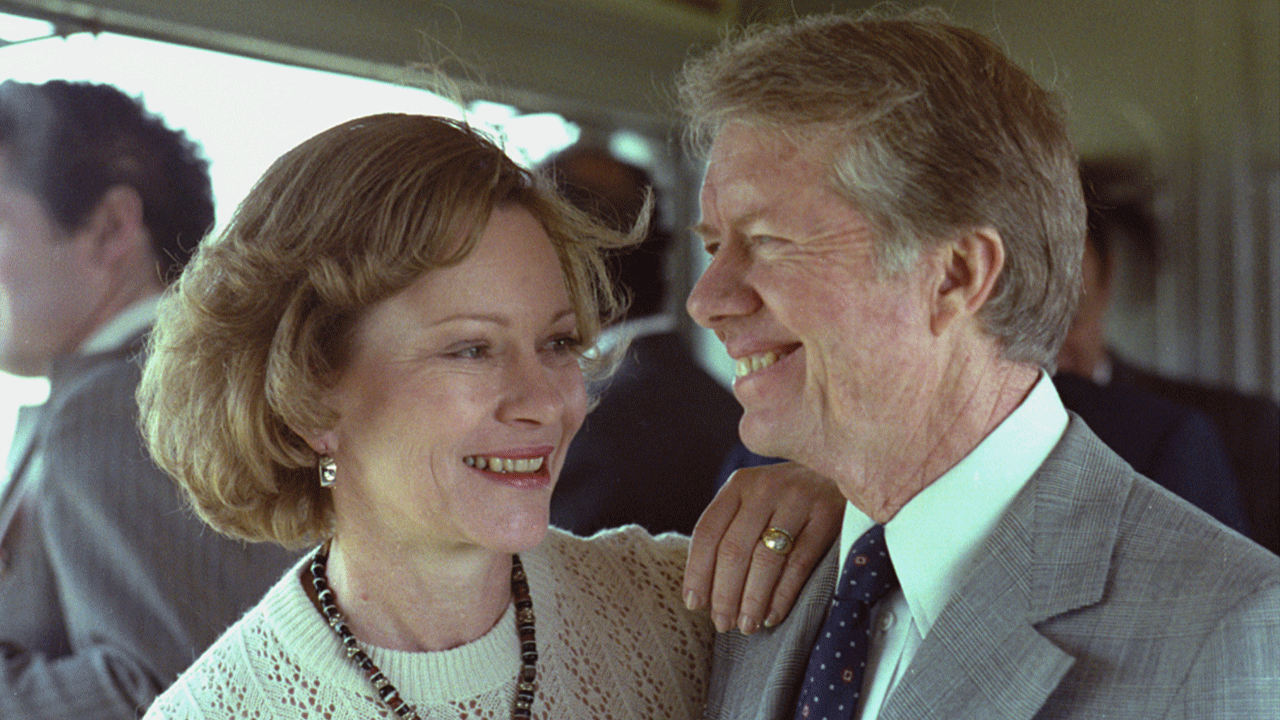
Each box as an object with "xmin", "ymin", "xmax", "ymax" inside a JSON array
[
  {"xmin": 738, "ymin": 614, "xmax": 759, "ymax": 635},
  {"xmin": 684, "ymin": 590, "xmax": 700, "ymax": 611},
  {"xmin": 713, "ymin": 613, "xmax": 733, "ymax": 633},
  {"xmin": 763, "ymin": 612, "xmax": 780, "ymax": 628}
]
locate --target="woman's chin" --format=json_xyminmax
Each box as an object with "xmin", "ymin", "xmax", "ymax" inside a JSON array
[
  {"xmin": 483, "ymin": 510, "xmax": 552, "ymax": 555},
  {"xmin": 493, "ymin": 528, "xmax": 549, "ymax": 556}
]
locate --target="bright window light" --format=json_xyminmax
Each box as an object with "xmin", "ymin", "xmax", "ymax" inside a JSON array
[
  {"xmin": 0, "ymin": 31, "xmax": 582, "ymax": 467},
  {"xmin": 467, "ymin": 100, "xmax": 580, "ymax": 168},
  {"xmin": 0, "ymin": 12, "xmax": 54, "ymax": 43},
  {"xmin": 609, "ymin": 130, "xmax": 654, "ymax": 168}
]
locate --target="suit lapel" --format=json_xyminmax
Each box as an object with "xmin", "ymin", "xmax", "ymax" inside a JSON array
[
  {"xmin": 0, "ymin": 332, "xmax": 147, "ymax": 552},
  {"xmin": 880, "ymin": 417, "xmax": 1127, "ymax": 720}
]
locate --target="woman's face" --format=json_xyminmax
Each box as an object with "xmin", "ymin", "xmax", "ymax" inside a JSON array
[{"xmin": 318, "ymin": 205, "xmax": 588, "ymax": 556}]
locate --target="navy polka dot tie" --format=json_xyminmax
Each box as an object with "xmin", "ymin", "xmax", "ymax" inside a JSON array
[{"xmin": 794, "ymin": 524, "xmax": 898, "ymax": 720}]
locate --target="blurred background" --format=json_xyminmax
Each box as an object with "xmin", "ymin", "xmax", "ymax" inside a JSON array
[{"xmin": 1, "ymin": 0, "xmax": 1276, "ymax": 459}]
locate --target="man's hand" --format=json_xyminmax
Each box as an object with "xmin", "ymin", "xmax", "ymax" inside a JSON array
[{"xmin": 684, "ymin": 461, "xmax": 843, "ymax": 634}]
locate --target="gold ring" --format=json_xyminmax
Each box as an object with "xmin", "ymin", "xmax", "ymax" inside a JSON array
[{"xmin": 760, "ymin": 527, "xmax": 795, "ymax": 556}]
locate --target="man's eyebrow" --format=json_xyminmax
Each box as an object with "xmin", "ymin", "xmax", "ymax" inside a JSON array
[
  {"xmin": 690, "ymin": 221, "xmax": 719, "ymax": 240},
  {"xmin": 690, "ymin": 207, "xmax": 768, "ymax": 241}
]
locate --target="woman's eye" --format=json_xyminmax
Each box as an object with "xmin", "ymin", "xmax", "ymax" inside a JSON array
[{"xmin": 546, "ymin": 335, "xmax": 583, "ymax": 354}]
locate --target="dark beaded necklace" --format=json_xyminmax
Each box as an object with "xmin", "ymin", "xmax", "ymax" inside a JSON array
[{"xmin": 309, "ymin": 545, "xmax": 538, "ymax": 719}]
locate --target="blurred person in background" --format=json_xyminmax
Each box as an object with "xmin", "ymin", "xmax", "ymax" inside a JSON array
[
  {"xmin": 0, "ymin": 80, "xmax": 297, "ymax": 719},
  {"xmin": 541, "ymin": 143, "xmax": 742, "ymax": 536},
  {"xmin": 1057, "ymin": 160, "xmax": 1276, "ymax": 553}
]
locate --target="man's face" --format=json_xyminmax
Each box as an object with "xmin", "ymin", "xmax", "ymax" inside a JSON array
[
  {"xmin": 0, "ymin": 155, "xmax": 102, "ymax": 376},
  {"xmin": 687, "ymin": 123, "xmax": 942, "ymax": 478}
]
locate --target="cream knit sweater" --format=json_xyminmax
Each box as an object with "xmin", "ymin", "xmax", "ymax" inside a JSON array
[{"xmin": 143, "ymin": 526, "xmax": 713, "ymax": 719}]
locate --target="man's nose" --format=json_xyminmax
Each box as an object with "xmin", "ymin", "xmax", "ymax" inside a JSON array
[{"xmin": 687, "ymin": 241, "xmax": 759, "ymax": 329}]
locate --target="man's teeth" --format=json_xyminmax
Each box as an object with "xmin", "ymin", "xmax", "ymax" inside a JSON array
[
  {"xmin": 463, "ymin": 456, "xmax": 546, "ymax": 473},
  {"xmin": 735, "ymin": 350, "xmax": 779, "ymax": 378}
]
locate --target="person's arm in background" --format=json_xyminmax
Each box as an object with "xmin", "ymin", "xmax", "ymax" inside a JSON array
[{"xmin": 0, "ymin": 352, "xmax": 295, "ymax": 719}]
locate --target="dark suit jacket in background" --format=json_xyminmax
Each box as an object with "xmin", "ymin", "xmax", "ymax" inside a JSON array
[
  {"xmin": 1052, "ymin": 372, "xmax": 1250, "ymax": 536},
  {"xmin": 1111, "ymin": 354, "xmax": 1280, "ymax": 555},
  {"xmin": 552, "ymin": 330, "xmax": 742, "ymax": 536},
  {"xmin": 705, "ymin": 417, "xmax": 1280, "ymax": 719},
  {"xmin": 0, "ymin": 332, "xmax": 297, "ymax": 719}
]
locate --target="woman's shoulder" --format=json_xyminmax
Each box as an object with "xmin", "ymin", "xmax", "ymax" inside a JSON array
[
  {"xmin": 531, "ymin": 525, "xmax": 693, "ymax": 613},
  {"xmin": 529, "ymin": 528, "xmax": 712, "ymax": 717},
  {"xmin": 543, "ymin": 524, "xmax": 690, "ymax": 565},
  {"xmin": 537, "ymin": 525, "xmax": 689, "ymax": 593},
  {"xmin": 143, "ymin": 600, "xmax": 274, "ymax": 719},
  {"xmin": 144, "ymin": 555, "xmax": 327, "ymax": 719}
]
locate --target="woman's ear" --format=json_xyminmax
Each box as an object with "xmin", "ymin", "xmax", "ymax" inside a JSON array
[
  {"xmin": 930, "ymin": 227, "xmax": 1005, "ymax": 335},
  {"xmin": 298, "ymin": 427, "xmax": 339, "ymax": 457}
]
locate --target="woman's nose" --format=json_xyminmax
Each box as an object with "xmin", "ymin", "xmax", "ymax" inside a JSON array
[{"xmin": 497, "ymin": 355, "xmax": 570, "ymax": 426}]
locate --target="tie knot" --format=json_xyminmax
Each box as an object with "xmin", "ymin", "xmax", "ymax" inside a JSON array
[{"xmin": 835, "ymin": 524, "xmax": 898, "ymax": 604}]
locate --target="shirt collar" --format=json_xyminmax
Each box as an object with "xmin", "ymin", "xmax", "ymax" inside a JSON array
[
  {"xmin": 77, "ymin": 294, "xmax": 161, "ymax": 356},
  {"xmin": 838, "ymin": 371, "xmax": 1068, "ymax": 636}
]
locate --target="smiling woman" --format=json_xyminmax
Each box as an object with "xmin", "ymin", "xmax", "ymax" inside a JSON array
[{"xmin": 134, "ymin": 113, "xmax": 726, "ymax": 719}]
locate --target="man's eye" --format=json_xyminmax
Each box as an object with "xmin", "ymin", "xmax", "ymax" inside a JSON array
[{"xmin": 452, "ymin": 344, "xmax": 488, "ymax": 359}]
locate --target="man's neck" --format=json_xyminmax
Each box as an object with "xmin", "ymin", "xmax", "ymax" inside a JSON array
[
  {"xmin": 827, "ymin": 351, "xmax": 1040, "ymax": 524},
  {"xmin": 78, "ymin": 292, "xmax": 161, "ymax": 356}
]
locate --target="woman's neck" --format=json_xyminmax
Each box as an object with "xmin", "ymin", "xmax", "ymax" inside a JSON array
[{"xmin": 319, "ymin": 534, "xmax": 514, "ymax": 652}]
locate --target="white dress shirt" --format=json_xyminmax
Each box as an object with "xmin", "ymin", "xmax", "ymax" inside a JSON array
[
  {"xmin": 78, "ymin": 293, "xmax": 161, "ymax": 356},
  {"xmin": 840, "ymin": 372, "xmax": 1069, "ymax": 718}
]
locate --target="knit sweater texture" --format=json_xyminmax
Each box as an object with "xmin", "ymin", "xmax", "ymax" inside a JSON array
[{"xmin": 143, "ymin": 526, "xmax": 713, "ymax": 719}]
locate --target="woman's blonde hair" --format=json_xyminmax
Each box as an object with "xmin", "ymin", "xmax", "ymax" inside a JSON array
[{"xmin": 138, "ymin": 114, "xmax": 635, "ymax": 547}]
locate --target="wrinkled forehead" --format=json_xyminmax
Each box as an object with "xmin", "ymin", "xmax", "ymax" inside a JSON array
[
  {"xmin": 697, "ymin": 122, "xmax": 846, "ymax": 226},
  {"xmin": 703, "ymin": 121, "xmax": 844, "ymax": 187}
]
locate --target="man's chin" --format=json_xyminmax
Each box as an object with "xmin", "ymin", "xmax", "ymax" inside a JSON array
[{"xmin": 739, "ymin": 417, "xmax": 794, "ymax": 461}]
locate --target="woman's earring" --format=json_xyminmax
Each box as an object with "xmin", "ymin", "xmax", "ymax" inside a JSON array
[{"xmin": 318, "ymin": 455, "xmax": 337, "ymax": 488}]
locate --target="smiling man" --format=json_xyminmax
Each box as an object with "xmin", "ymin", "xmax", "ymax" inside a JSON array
[{"xmin": 678, "ymin": 9, "xmax": 1280, "ymax": 720}]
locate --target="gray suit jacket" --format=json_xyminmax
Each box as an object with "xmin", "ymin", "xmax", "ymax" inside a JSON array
[
  {"xmin": 706, "ymin": 416, "xmax": 1280, "ymax": 719},
  {"xmin": 0, "ymin": 332, "xmax": 298, "ymax": 719}
]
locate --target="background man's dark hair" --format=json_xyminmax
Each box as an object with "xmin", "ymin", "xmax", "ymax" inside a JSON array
[
  {"xmin": 542, "ymin": 144, "xmax": 672, "ymax": 319},
  {"xmin": 0, "ymin": 79, "xmax": 214, "ymax": 282}
]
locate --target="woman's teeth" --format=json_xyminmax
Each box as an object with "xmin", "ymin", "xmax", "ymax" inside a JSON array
[
  {"xmin": 463, "ymin": 456, "xmax": 546, "ymax": 473},
  {"xmin": 735, "ymin": 350, "xmax": 779, "ymax": 378}
]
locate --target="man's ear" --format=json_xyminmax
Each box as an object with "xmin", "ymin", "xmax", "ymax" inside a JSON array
[
  {"xmin": 80, "ymin": 185, "xmax": 150, "ymax": 267},
  {"xmin": 930, "ymin": 227, "xmax": 1005, "ymax": 335}
]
